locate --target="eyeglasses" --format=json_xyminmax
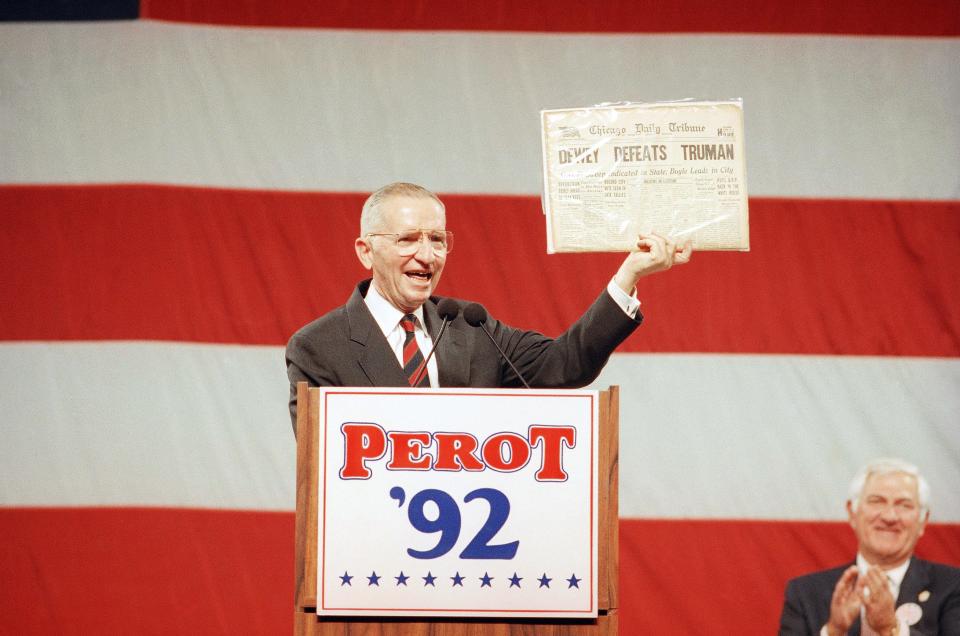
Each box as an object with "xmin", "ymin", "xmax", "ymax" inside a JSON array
[{"xmin": 366, "ymin": 229, "xmax": 454, "ymax": 255}]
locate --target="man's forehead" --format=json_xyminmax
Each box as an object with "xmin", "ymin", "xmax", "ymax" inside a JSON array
[{"xmin": 381, "ymin": 195, "xmax": 443, "ymax": 217}]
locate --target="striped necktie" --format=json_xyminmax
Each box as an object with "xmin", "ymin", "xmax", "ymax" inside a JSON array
[{"xmin": 400, "ymin": 314, "xmax": 429, "ymax": 387}]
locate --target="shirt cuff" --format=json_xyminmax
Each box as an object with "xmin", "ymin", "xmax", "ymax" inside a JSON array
[{"xmin": 606, "ymin": 278, "xmax": 641, "ymax": 319}]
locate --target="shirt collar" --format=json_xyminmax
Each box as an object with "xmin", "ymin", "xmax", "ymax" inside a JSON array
[{"xmin": 364, "ymin": 280, "xmax": 427, "ymax": 335}]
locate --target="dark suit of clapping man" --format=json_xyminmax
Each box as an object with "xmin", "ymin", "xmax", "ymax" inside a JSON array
[
  {"xmin": 286, "ymin": 182, "xmax": 692, "ymax": 431},
  {"xmin": 780, "ymin": 458, "xmax": 960, "ymax": 636}
]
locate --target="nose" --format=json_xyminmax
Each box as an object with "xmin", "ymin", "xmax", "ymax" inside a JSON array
[
  {"xmin": 879, "ymin": 505, "xmax": 900, "ymax": 523},
  {"xmin": 413, "ymin": 234, "xmax": 438, "ymax": 261}
]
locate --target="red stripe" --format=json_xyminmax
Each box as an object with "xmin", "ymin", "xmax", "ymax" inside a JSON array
[
  {"xmin": 0, "ymin": 508, "xmax": 293, "ymax": 634},
  {"xmin": 403, "ymin": 338, "xmax": 419, "ymax": 366},
  {"xmin": 141, "ymin": 0, "xmax": 960, "ymax": 36},
  {"xmin": 1, "ymin": 509, "xmax": 956, "ymax": 634},
  {"xmin": 620, "ymin": 518, "xmax": 960, "ymax": 634},
  {"xmin": 409, "ymin": 360, "xmax": 429, "ymax": 387},
  {"xmin": 2, "ymin": 184, "xmax": 958, "ymax": 357}
]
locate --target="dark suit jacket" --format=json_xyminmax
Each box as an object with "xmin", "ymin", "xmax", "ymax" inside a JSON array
[
  {"xmin": 285, "ymin": 279, "xmax": 642, "ymax": 431},
  {"xmin": 779, "ymin": 558, "xmax": 960, "ymax": 635}
]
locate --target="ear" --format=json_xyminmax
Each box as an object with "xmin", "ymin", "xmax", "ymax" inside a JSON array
[
  {"xmin": 918, "ymin": 509, "xmax": 930, "ymax": 536},
  {"xmin": 846, "ymin": 500, "xmax": 856, "ymax": 527},
  {"xmin": 355, "ymin": 236, "xmax": 373, "ymax": 270}
]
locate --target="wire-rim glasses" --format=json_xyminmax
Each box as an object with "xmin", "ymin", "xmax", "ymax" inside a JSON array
[{"xmin": 366, "ymin": 229, "xmax": 454, "ymax": 255}]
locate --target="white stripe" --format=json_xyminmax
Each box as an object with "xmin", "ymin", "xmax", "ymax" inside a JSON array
[
  {"xmin": 1, "ymin": 22, "xmax": 957, "ymax": 199},
  {"xmin": 2, "ymin": 343, "xmax": 958, "ymax": 521},
  {"xmin": 0, "ymin": 342, "xmax": 295, "ymax": 510},
  {"xmin": 591, "ymin": 354, "xmax": 960, "ymax": 521}
]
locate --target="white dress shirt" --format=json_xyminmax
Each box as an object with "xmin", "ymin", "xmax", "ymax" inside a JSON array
[{"xmin": 364, "ymin": 283, "xmax": 440, "ymax": 387}]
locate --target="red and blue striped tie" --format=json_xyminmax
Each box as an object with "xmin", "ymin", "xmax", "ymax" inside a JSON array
[{"xmin": 400, "ymin": 314, "xmax": 429, "ymax": 387}]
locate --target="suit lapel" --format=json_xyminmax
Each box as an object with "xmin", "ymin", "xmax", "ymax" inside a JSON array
[
  {"xmin": 344, "ymin": 285, "xmax": 470, "ymax": 387},
  {"xmin": 425, "ymin": 297, "xmax": 470, "ymax": 386},
  {"xmin": 897, "ymin": 558, "xmax": 930, "ymax": 608},
  {"xmin": 346, "ymin": 281, "xmax": 409, "ymax": 387}
]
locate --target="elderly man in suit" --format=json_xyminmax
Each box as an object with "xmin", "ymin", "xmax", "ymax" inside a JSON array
[
  {"xmin": 286, "ymin": 181, "xmax": 691, "ymax": 429},
  {"xmin": 779, "ymin": 458, "xmax": 960, "ymax": 636}
]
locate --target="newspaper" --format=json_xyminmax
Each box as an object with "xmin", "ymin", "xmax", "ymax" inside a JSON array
[{"xmin": 540, "ymin": 100, "xmax": 749, "ymax": 252}]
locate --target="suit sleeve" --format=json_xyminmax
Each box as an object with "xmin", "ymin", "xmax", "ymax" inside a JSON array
[
  {"xmin": 779, "ymin": 579, "xmax": 818, "ymax": 636},
  {"xmin": 926, "ymin": 569, "xmax": 960, "ymax": 636},
  {"xmin": 486, "ymin": 289, "xmax": 642, "ymax": 389},
  {"xmin": 285, "ymin": 330, "xmax": 341, "ymax": 435}
]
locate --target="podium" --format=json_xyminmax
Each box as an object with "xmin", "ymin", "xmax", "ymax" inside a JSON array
[{"xmin": 294, "ymin": 382, "xmax": 620, "ymax": 635}]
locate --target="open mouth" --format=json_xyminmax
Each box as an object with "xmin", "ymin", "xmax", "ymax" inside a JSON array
[{"xmin": 406, "ymin": 270, "xmax": 433, "ymax": 282}]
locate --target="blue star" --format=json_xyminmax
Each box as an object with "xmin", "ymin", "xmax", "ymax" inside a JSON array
[
  {"xmin": 339, "ymin": 571, "xmax": 353, "ymax": 586},
  {"xmin": 451, "ymin": 572, "xmax": 465, "ymax": 587},
  {"xmin": 508, "ymin": 572, "xmax": 523, "ymax": 588},
  {"xmin": 395, "ymin": 571, "xmax": 409, "ymax": 586},
  {"xmin": 538, "ymin": 573, "xmax": 552, "ymax": 588},
  {"xmin": 479, "ymin": 572, "xmax": 494, "ymax": 588},
  {"xmin": 423, "ymin": 571, "xmax": 437, "ymax": 586},
  {"xmin": 566, "ymin": 573, "xmax": 581, "ymax": 589},
  {"xmin": 367, "ymin": 571, "xmax": 381, "ymax": 586}
]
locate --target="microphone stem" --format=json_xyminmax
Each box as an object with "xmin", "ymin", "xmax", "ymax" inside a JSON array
[
  {"xmin": 480, "ymin": 323, "xmax": 531, "ymax": 389},
  {"xmin": 413, "ymin": 317, "xmax": 449, "ymax": 386}
]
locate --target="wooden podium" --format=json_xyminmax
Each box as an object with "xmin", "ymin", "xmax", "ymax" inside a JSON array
[{"xmin": 293, "ymin": 383, "xmax": 620, "ymax": 635}]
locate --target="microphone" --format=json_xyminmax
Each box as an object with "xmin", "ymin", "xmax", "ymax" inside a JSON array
[
  {"xmin": 412, "ymin": 298, "xmax": 460, "ymax": 386},
  {"xmin": 462, "ymin": 303, "xmax": 531, "ymax": 389}
]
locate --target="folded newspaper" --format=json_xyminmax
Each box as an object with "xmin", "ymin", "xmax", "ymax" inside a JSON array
[{"xmin": 540, "ymin": 100, "xmax": 749, "ymax": 252}]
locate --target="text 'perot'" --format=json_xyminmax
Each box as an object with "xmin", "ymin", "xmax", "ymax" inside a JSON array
[{"xmin": 338, "ymin": 423, "xmax": 577, "ymax": 482}]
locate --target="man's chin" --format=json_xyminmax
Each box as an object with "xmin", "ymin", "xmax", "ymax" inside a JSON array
[
  {"xmin": 400, "ymin": 290, "xmax": 432, "ymax": 310},
  {"xmin": 865, "ymin": 541, "xmax": 907, "ymax": 561}
]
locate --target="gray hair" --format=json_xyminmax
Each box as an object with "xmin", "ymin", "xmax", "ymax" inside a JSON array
[
  {"xmin": 847, "ymin": 458, "xmax": 930, "ymax": 514},
  {"xmin": 360, "ymin": 182, "xmax": 445, "ymax": 235}
]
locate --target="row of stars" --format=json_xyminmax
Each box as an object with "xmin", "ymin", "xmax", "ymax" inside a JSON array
[{"xmin": 337, "ymin": 571, "xmax": 582, "ymax": 589}]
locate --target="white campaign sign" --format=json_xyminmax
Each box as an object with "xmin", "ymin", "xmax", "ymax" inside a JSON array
[{"xmin": 315, "ymin": 388, "xmax": 599, "ymax": 618}]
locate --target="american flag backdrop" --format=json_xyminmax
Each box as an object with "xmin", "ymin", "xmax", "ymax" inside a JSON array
[{"xmin": 1, "ymin": 2, "xmax": 958, "ymax": 634}]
